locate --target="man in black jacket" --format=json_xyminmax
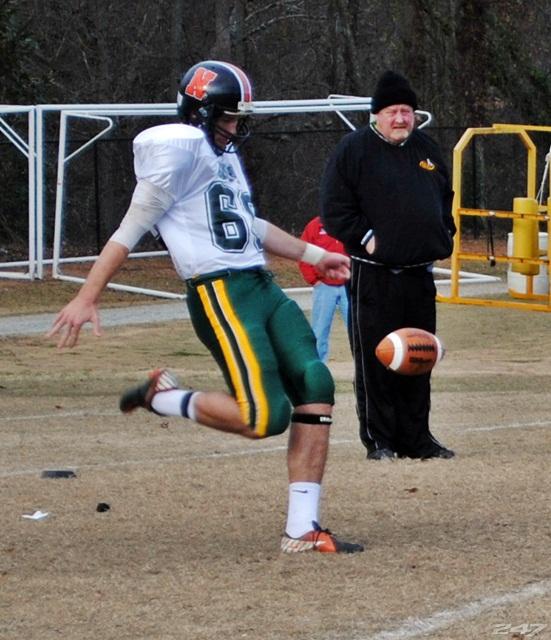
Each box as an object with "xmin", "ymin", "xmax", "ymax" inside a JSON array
[{"xmin": 321, "ymin": 71, "xmax": 456, "ymax": 460}]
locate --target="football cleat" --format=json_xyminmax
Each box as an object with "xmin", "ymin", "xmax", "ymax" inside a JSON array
[
  {"xmin": 119, "ymin": 368, "xmax": 179, "ymax": 414},
  {"xmin": 280, "ymin": 522, "xmax": 364, "ymax": 554}
]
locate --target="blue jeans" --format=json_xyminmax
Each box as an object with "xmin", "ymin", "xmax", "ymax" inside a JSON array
[{"xmin": 311, "ymin": 283, "xmax": 349, "ymax": 362}]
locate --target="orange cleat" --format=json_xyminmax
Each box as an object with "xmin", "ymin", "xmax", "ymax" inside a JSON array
[{"xmin": 281, "ymin": 522, "xmax": 364, "ymax": 553}]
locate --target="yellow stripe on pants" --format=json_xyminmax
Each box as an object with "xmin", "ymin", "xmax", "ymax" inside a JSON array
[{"xmin": 197, "ymin": 280, "xmax": 270, "ymax": 436}]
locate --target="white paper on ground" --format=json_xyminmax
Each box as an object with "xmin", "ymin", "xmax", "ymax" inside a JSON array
[{"xmin": 22, "ymin": 510, "xmax": 50, "ymax": 521}]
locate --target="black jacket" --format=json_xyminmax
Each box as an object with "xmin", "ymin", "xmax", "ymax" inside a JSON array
[{"xmin": 321, "ymin": 125, "xmax": 456, "ymax": 267}]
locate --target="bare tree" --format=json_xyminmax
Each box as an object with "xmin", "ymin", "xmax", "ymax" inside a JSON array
[{"xmin": 5, "ymin": 0, "xmax": 551, "ymax": 248}]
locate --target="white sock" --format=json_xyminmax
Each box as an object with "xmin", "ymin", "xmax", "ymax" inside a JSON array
[
  {"xmin": 285, "ymin": 482, "xmax": 321, "ymax": 538},
  {"xmin": 151, "ymin": 389, "xmax": 193, "ymax": 417},
  {"xmin": 186, "ymin": 392, "xmax": 199, "ymax": 421}
]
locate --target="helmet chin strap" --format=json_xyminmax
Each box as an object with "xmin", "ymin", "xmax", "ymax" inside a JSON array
[
  {"xmin": 212, "ymin": 120, "xmax": 250, "ymax": 154},
  {"xmin": 189, "ymin": 106, "xmax": 250, "ymax": 155}
]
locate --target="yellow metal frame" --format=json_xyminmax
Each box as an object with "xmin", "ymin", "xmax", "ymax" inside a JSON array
[{"xmin": 438, "ymin": 123, "xmax": 551, "ymax": 312}]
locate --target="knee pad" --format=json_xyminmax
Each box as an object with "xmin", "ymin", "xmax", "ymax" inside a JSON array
[
  {"xmin": 291, "ymin": 412, "xmax": 333, "ymax": 425},
  {"xmin": 300, "ymin": 359, "xmax": 335, "ymax": 405},
  {"xmin": 247, "ymin": 361, "xmax": 334, "ymax": 438}
]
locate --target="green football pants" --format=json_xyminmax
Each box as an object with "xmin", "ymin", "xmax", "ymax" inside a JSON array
[{"xmin": 186, "ymin": 268, "xmax": 335, "ymax": 438}]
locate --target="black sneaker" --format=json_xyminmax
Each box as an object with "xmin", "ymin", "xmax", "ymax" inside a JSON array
[
  {"xmin": 119, "ymin": 369, "xmax": 179, "ymax": 413},
  {"xmin": 422, "ymin": 446, "xmax": 455, "ymax": 460},
  {"xmin": 367, "ymin": 448, "xmax": 397, "ymax": 460}
]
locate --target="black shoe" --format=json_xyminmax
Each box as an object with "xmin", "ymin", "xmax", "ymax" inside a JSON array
[
  {"xmin": 367, "ymin": 448, "xmax": 396, "ymax": 460},
  {"xmin": 421, "ymin": 446, "xmax": 455, "ymax": 460}
]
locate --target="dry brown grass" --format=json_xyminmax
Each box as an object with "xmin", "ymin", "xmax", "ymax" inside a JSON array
[
  {"xmin": 0, "ymin": 235, "xmax": 513, "ymax": 318},
  {"xmin": 1, "ymin": 299, "xmax": 551, "ymax": 639},
  {"xmin": 0, "ymin": 254, "xmax": 306, "ymax": 317}
]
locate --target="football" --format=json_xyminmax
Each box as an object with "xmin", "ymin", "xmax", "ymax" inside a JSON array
[{"xmin": 375, "ymin": 327, "xmax": 444, "ymax": 375}]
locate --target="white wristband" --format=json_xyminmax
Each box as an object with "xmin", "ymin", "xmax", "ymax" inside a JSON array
[{"xmin": 301, "ymin": 243, "xmax": 326, "ymax": 265}]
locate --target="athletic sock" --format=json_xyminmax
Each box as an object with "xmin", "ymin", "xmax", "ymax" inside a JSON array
[
  {"xmin": 184, "ymin": 391, "xmax": 199, "ymax": 421},
  {"xmin": 151, "ymin": 389, "xmax": 196, "ymax": 418},
  {"xmin": 285, "ymin": 482, "xmax": 321, "ymax": 538}
]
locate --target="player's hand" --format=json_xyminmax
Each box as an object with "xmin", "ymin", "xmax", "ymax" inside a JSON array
[
  {"xmin": 317, "ymin": 252, "xmax": 351, "ymax": 281},
  {"xmin": 46, "ymin": 297, "xmax": 102, "ymax": 348}
]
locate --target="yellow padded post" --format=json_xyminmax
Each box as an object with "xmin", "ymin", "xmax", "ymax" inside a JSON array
[{"xmin": 512, "ymin": 197, "xmax": 539, "ymax": 275}]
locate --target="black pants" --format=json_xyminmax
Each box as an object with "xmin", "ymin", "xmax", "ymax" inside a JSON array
[{"xmin": 349, "ymin": 260, "xmax": 444, "ymax": 458}]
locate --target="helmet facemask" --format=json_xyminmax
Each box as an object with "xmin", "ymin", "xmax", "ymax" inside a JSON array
[
  {"xmin": 212, "ymin": 113, "xmax": 250, "ymax": 154},
  {"xmin": 187, "ymin": 105, "xmax": 250, "ymax": 155},
  {"xmin": 177, "ymin": 60, "xmax": 253, "ymax": 155}
]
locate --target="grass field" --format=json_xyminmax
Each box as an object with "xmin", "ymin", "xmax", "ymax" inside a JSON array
[{"xmin": 1, "ymin": 279, "xmax": 551, "ymax": 639}]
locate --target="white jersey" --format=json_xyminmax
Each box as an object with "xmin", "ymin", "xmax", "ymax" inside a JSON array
[{"xmin": 133, "ymin": 123, "xmax": 265, "ymax": 280}]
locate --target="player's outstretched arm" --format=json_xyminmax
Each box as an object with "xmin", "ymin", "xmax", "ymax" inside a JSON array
[
  {"xmin": 262, "ymin": 221, "xmax": 350, "ymax": 280},
  {"xmin": 47, "ymin": 241, "xmax": 129, "ymax": 348}
]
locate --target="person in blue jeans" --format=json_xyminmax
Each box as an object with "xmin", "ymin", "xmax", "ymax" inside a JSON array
[{"xmin": 299, "ymin": 216, "xmax": 349, "ymax": 362}]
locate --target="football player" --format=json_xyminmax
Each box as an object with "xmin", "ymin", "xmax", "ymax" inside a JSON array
[{"xmin": 48, "ymin": 60, "xmax": 363, "ymax": 554}]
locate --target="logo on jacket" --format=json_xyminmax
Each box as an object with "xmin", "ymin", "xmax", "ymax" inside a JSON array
[{"xmin": 419, "ymin": 158, "xmax": 436, "ymax": 171}]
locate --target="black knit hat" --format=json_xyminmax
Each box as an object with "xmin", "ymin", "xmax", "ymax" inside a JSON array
[{"xmin": 371, "ymin": 71, "xmax": 418, "ymax": 114}]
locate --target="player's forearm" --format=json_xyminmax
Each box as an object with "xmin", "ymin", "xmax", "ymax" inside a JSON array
[
  {"xmin": 263, "ymin": 222, "xmax": 317, "ymax": 262},
  {"xmin": 76, "ymin": 241, "xmax": 129, "ymax": 303}
]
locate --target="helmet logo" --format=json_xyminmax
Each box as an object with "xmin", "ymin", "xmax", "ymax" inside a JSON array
[{"xmin": 185, "ymin": 67, "xmax": 218, "ymax": 100}]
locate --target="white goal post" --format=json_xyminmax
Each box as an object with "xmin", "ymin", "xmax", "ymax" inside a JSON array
[
  {"xmin": 49, "ymin": 98, "xmax": 495, "ymax": 298},
  {"xmin": 0, "ymin": 106, "xmax": 36, "ymax": 280},
  {"xmin": 51, "ymin": 97, "xmax": 378, "ymax": 299}
]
